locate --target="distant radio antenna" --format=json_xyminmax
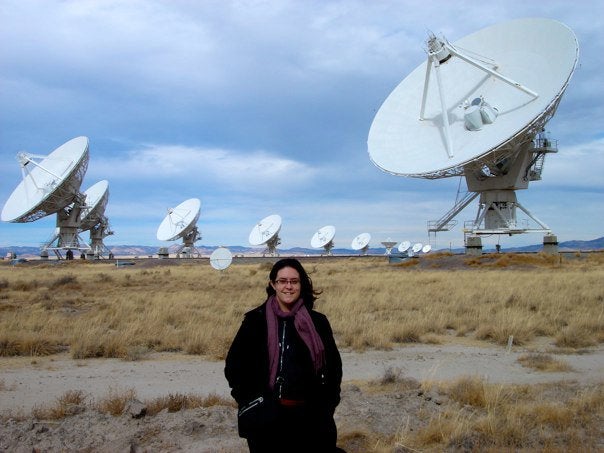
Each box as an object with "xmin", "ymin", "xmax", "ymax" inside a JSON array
[
  {"xmin": 248, "ymin": 214, "xmax": 282, "ymax": 256},
  {"xmin": 156, "ymin": 198, "xmax": 202, "ymax": 258},
  {"xmin": 351, "ymin": 233, "xmax": 371, "ymax": 255},
  {"xmin": 381, "ymin": 238, "xmax": 397, "ymax": 255},
  {"xmin": 78, "ymin": 180, "xmax": 113, "ymax": 258},
  {"xmin": 398, "ymin": 241, "xmax": 411, "ymax": 253},
  {"xmin": 311, "ymin": 225, "xmax": 336, "ymax": 255},
  {"xmin": 210, "ymin": 246, "xmax": 233, "ymax": 271}
]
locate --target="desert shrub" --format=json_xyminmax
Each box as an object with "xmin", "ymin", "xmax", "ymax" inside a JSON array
[
  {"xmin": 338, "ymin": 430, "xmax": 376, "ymax": 453},
  {"xmin": 445, "ymin": 376, "xmax": 487, "ymax": 407},
  {"xmin": 390, "ymin": 325, "xmax": 421, "ymax": 343},
  {"xmin": 0, "ymin": 334, "xmax": 61, "ymax": 357},
  {"xmin": 0, "ymin": 338, "xmax": 20, "ymax": 356},
  {"xmin": 380, "ymin": 366, "xmax": 403, "ymax": 385},
  {"xmin": 19, "ymin": 336, "xmax": 63, "ymax": 356},
  {"xmin": 518, "ymin": 353, "xmax": 572, "ymax": 372},
  {"xmin": 0, "ymin": 278, "xmax": 8, "ymax": 290},
  {"xmin": 50, "ymin": 274, "xmax": 79, "ymax": 289},
  {"xmin": 123, "ymin": 345, "xmax": 149, "ymax": 361},
  {"xmin": 95, "ymin": 273, "xmax": 113, "ymax": 283},
  {"xmin": 145, "ymin": 392, "xmax": 234, "ymax": 416},
  {"xmin": 31, "ymin": 390, "xmax": 87, "ymax": 420},
  {"xmin": 555, "ymin": 326, "xmax": 597, "ymax": 348},
  {"xmin": 96, "ymin": 387, "xmax": 136, "ymax": 416},
  {"xmin": 11, "ymin": 280, "xmax": 39, "ymax": 291}
]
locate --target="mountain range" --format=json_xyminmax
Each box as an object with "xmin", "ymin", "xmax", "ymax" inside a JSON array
[{"xmin": 2, "ymin": 237, "xmax": 603, "ymax": 259}]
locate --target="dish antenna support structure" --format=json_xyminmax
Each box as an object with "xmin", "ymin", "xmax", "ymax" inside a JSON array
[
  {"xmin": 78, "ymin": 180, "xmax": 114, "ymax": 259},
  {"xmin": 368, "ymin": 18, "xmax": 579, "ymax": 253},
  {"xmin": 156, "ymin": 198, "xmax": 202, "ymax": 258},
  {"xmin": 1, "ymin": 136, "xmax": 96, "ymax": 259},
  {"xmin": 249, "ymin": 214, "xmax": 282, "ymax": 256}
]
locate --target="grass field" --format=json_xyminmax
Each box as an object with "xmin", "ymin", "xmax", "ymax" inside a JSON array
[{"xmin": 1, "ymin": 252, "xmax": 602, "ymax": 359}]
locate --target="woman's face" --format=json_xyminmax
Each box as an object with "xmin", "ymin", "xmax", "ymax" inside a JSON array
[{"xmin": 271, "ymin": 266, "xmax": 301, "ymax": 312}]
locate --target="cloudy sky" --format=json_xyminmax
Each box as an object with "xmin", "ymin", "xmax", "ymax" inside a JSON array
[{"xmin": 1, "ymin": 0, "xmax": 602, "ymax": 251}]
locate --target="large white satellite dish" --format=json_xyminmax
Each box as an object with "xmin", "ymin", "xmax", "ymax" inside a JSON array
[
  {"xmin": 156, "ymin": 198, "xmax": 202, "ymax": 258},
  {"xmin": 422, "ymin": 244, "xmax": 432, "ymax": 254},
  {"xmin": 311, "ymin": 225, "xmax": 336, "ymax": 255},
  {"xmin": 210, "ymin": 247, "xmax": 233, "ymax": 271},
  {"xmin": 79, "ymin": 180, "xmax": 109, "ymax": 231},
  {"xmin": 248, "ymin": 214, "xmax": 282, "ymax": 256},
  {"xmin": 1, "ymin": 136, "xmax": 94, "ymax": 259},
  {"xmin": 2, "ymin": 136, "xmax": 90, "ymax": 223},
  {"xmin": 351, "ymin": 233, "xmax": 371, "ymax": 255},
  {"xmin": 368, "ymin": 18, "xmax": 579, "ymax": 241}
]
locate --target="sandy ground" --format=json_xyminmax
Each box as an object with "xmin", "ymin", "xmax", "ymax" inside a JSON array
[{"xmin": 1, "ymin": 340, "xmax": 603, "ymax": 451}]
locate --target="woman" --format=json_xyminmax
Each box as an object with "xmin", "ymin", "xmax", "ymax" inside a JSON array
[{"xmin": 225, "ymin": 258, "xmax": 342, "ymax": 452}]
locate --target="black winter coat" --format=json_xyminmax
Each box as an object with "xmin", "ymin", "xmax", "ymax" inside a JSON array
[{"xmin": 224, "ymin": 301, "xmax": 342, "ymax": 413}]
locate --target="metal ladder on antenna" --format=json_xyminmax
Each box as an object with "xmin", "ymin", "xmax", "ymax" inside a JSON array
[
  {"xmin": 528, "ymin": 137, "xmax": 558, "ymax": 181},
  {"xmin": 529, "ymin": 153, "xmax": 546, "ymax": 180},
  {"xmin": 428, "ymin": 191, "xmax": 479, "ymax": 233}
]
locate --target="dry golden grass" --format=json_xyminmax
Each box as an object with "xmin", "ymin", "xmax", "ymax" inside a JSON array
[
  {"xmin": 15, "ymin": 386, "xmax": 235, "ymax": 421},
  {"xmin": 0, "ymin": 253, "xmax": 602, "ymax": 360},
  {"xmin": 392, "ymin": 376, "xmax": 604, "ymax": 451},
  {"xmin": 145, "ymin": 392, "xmax": 236, "ymax": 416},
  {"xmin": 31, "ymin": 389, "xmax": 87, "ymax": 420},
  {"xmin": 518, "ymin": 353, "xmax": 573, "ymax": 372}
]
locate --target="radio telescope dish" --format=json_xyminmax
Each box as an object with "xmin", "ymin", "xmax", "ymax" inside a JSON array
[
  {"xmin": 79, "ymin": 180, "xmax": 109, "ymax": 231},
  {"xmin": 311, "ymin": 225, "xmax": 336, "ymax": 255},
  {"xmin": 369, "ymin": 18, "xmax": 578, "ymax": 178},
  {"xmin": 248, "ymin": 214, "xmax": 282, "ymax": 256},
  {"xmin": 156, "ymin": 198, "xmax": 202, "ymax": 258},
  {"xmin": 2, "ymin": 136, "xmax": 89, "ymax": 223},
  {"xmin": 210, "ymin": 247, "xmax": 233, "ymax": 271},
  {"xmin": 398, "ymin": 241, "xmax": 411, "ymax": 253},
  {"xmin": 406, "ymin": 242, "xmax": 423, "ymax": 258},
  {"xmin": 368, "ymin": 18, "xmax": 579, "ymax": 242},
  {"xmin": 351, "ymin": 233, "xmax": 371, "ymax": 255},
  {"xmin": 422, "ymin": 244, "xmax": 432, "ymax": 254},
  {"xmin": 381, "ymin": 238, "xmax": 397, "ymax": 255}
]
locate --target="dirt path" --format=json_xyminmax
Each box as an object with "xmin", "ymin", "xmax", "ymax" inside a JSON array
[{"xmin": 2, "ymin": 341, "xmax": 603, "ymax": 414}]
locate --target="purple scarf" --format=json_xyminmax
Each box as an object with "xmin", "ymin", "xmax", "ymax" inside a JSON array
[{"xmin": 266, "ymin": 295, "xmax": 325, "ymax": 390}]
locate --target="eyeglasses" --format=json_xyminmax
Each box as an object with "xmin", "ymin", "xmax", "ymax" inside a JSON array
[{"xmin": 274, "ymin": 278, "xmax": 301, "ymax": 286}]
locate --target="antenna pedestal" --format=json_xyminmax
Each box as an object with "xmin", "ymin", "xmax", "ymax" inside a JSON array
[
  {"xmin": 321, "ymin": 241, "xmax": 334, "ymax": 256},
  {"xmin": 263, "ymin": 235, "xmax": 281, "ymax": 257},
  {"xmin": 42, "ymin": 201, "xmax": 91, "ymax": 259},
  {"xmin": 461, "ymin": 139, "xmax": 551, "ymax": 236},
  {"xmin": 543, "ymin": 234, "xmax": 558, "ymax": 254},
  {"xmin": 465, "ymin": 235, "xmax": 483, "ymax": 256},
  {"xmin": 87, "ymin": 218, "xmax": 113, "ymax": 259},
  {"xmin": 175, "ymin": 226, "xmax": 201, "ymax": 258}
]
